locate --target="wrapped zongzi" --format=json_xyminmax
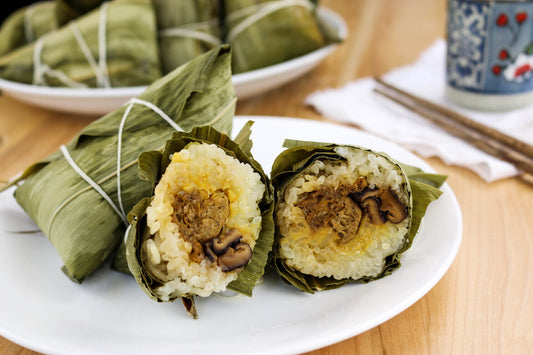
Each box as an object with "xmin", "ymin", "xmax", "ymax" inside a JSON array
[
  {"xmin": 270, "ymin": 140, "xmax": 447, "ymax": 293},
  {"xmin": 0, "ymin": 1, "xmax": 56, "ymax": 56},
  {"xmin": 223, "ymin": 0, "xmax": 339, "ymax": 74},
  {"xmin": 124, "ymin": 124, "xmax": 274, "ymax": 317},
  {"xmin": 4, "ymin": 46, "xmax": 236, "ymax": 283},
  {"xmin": 0, "ymin": 0, "xmax": 161, "ymax": 88},
  {"xmin": 154, "ymin": 0, "xmax": 221, "ymax": 74}
]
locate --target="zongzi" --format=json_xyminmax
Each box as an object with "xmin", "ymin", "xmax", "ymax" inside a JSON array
[
  {"xmin": 0, "ymin": 1, "xmax": 56, "ymax": 57},
  {"xmin": 125, "ymin": 124, "xmax": 274, "ymax": 318},
  {"xmin": 223, "ymin": 0, "xmax": 337, "ymax": 74},
  {"xmin": 154, "ymin": 0, "xmax": 221, "ymax": 74},
  {"xmin": 270, "ymin": 140, "xmax": 447, "ymax": 293},
  {"xmin": 5, "ymin": 46, "xmax": 236, "ymax": 283},
  {"xmin": 0, "ymin": 0, "xmax": 161, "ymax": 88}
]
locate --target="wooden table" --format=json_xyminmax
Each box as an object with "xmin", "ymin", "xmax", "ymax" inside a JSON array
[{"xmin": 1, "ymin": 0, "xmax": 532, "ymax": 354}]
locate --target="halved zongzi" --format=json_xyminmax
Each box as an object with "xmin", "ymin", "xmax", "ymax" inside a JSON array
[
  {"xmin": 0, "ymin": 0, "xmax": 160, "ymax": 88},
  {"xmin": 5, "ymin": 46, "xmax": 236, "ymax": 283},
  {"xmin": 154, "ymin": 0, "xmax": 221, "ymax": 74},
  {"xmin": 125, "ymin": 124, "xmax": 274, "ymax": 318},
  {"xmin": 270, "ymin": 140, "xmax": 447, "ymax": 293},
  {"xmin": 0, "ymin": 1, "xmax": 56, "ymax": 56}
]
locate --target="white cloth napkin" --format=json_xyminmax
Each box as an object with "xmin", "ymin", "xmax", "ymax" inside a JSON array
[{"xmin": 306, "ymin": 39, "xmax": 533, "ymax": 181}]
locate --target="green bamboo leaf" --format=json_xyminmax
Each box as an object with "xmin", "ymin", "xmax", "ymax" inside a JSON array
[
  {"xmin": 406, "ymin": 172, "xmax": 448, "ymax": 188},
  {"xmin": 154, "ymin": 0, "xmax": 221, "ymax": 74},
  {"xmin": 0, "ymin": 1, "xmax": 56, "ymax": 56},
  {"xmin": 232, "ymin": 120, "xmax": 254, "ymax": 157},
  {"xmin": 138, "ymin": 151, "xmax": 162, "ymax": 185},
  {"xmin": 222, "ymin": 0, "xmax": 338, "ymax": 73}
]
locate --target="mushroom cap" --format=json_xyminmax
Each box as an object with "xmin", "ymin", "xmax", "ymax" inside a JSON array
[
  {"xmin": 361, "ymin": 196, "xmax": 387, "ymax": 224},
  {"xmin": 211, "ymin": 228, "xmax": 242, "ymax": 255},
  {"xmin": 217, "ymin": 243, "xmax": 253, "ymax": 271},
  {"xmin": 379, "ymin": 189, "xmax": 408, "ymax": 224}
]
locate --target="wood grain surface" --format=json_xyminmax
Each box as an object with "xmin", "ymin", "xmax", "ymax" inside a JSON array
[{"xmin": 0, "ymin": 0, "xmax": 532, "ymax": 354}]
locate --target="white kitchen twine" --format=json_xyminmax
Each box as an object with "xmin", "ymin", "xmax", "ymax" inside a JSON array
[
  {"xmin": 226, "ymin": 0, "xmax": 315, "ymax": 43},
  {"xmin": 159, "ymin": 27, "xmax": 221, "ymax": 47},
  {"xmin": 124, "ymin": 224, "xmax": 132, "ymax": 249},
  {"xmin": 116, "ymin": 98, "xmax": 183, "ymax": 218},
  {"xmin": 59, "ymin": 145, "xmax": 128, "ymax": 225},
  {"xmin": 32, "ymin": 37, "xmax": 87, "ymax": 88},
  {"xmin": 23, "ymin": 4, "xmax": 38, "ymax": 43},
  {"xmin": 32, "ymin": 2, "xmax": 110, "ymax": 88}
]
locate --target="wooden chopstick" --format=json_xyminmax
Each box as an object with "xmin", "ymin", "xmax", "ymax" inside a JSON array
[
  {"xmin": 375, "ymin": 77, "xmax": 533, "ymax": 159},
  {"xmin": 373, "ymin": 78, "xmax": 533, "ymax": 184}
]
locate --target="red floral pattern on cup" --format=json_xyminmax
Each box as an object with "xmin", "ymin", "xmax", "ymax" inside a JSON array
[
  {"xmin": 515, "ymin": 63, "xmax": 531, "ymax": 76},
  {"xmin": 516, "ymin": 12, "xmax": 527, "ymax": 24},
  {"xmin": 447, "ymin": 0, "xmax": 533, "ymax": 92},
  {"xmin": 497, "ymin": 13, "xmax": 508, "ymax": 26},
  {"xmin": 493, "ymin": 10, "xmax": 533, "ymax": 82},
  {"xmin": 499, "ymin": 49, "xmax": 509, "ymax": 60}
]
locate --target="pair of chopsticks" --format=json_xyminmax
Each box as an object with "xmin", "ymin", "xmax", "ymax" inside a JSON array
[{"xmin": 373, "ymin": 78, "xmax": 533, "ymax": 186}]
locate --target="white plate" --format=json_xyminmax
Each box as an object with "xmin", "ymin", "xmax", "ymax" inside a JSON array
[
  {"xmin": 0, "ymin": 8, "xmax": 346, "ymax": 116},
  {"xmin": 0, "ymin": 117, "xmax": 462, "ymax": 355}
]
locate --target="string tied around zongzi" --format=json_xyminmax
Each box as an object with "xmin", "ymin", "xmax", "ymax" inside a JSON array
[
  {"xmin": 226, "ymin": 0, "xmax": 315, "ymax": 43},
  {"xmin": 32, "ymin": 36, "xmax": 86, "ymax": 88},
  {"xmin": 116, "ymin": 97, "xmax": 184, "ymax": 217},
  {"xmin": 59, "ymin": 145, "xmax": 128, "ymax": 225},
  {"xmin": 159, "ymin": 18, "xmax": 221, "ymax": 48},
  {"xmin": 159, "ymin": 27, "xmax": 221, "ymax": 48},
  {"xmin": 23, "ymin": 3, "xmax": 40, "ymax": 44},
  {"xmin": 32, "ymin": 2, "xmax": 111, "ymax": 88}
]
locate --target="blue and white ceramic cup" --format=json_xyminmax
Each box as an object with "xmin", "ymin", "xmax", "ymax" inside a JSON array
[{"xmin": 446, "ymin": 0, "xmax": 533, "ymax": 110}]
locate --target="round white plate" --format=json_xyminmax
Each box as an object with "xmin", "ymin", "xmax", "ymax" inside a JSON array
[
  {"xmin": 0, "ymin": 8, "xmax": 346, "ymax": 116},
  {"xmin": 0, "ymin": 117, "xmax": 462, "ymax": 355}
]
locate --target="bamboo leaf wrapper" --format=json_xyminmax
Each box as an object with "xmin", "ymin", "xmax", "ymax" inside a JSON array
[
  {"xmin": 154, "ymin": 0, "xmax": 221, "ymax": 74},
  {"xmin": 8, "ymin": 46, "xmax": 235, "ymax": 283},
  {"xmin": 223, "ymin": 0, "xmax": 339, "ymax": 74}
]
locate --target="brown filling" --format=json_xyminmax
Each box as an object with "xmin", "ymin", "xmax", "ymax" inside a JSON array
[
  {"xmin": 295, "ymin": 179, "xmax": 408, "ymax": 243},
  {"xmin": 173, "ymin": 189, "xmax": 229, "ymax": 244},
  {"xmin": 172, "ymin": 189, "xmax": 252, "ymax": 271},
  {"xmin": 296, "ymin": 187, "xmax": 362, "ymax": 244}
]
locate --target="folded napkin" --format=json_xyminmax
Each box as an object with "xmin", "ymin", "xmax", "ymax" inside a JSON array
[{"xmin": 306, "ymin": 39, "xmax": 533, "ymax": 182}]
